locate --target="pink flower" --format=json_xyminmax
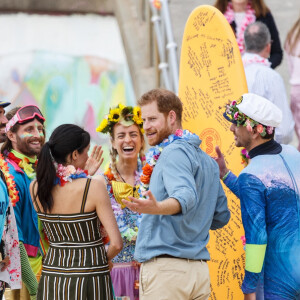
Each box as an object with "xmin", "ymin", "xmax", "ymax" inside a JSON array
[
  {"xmin": 266, "ymin": 126, "xmax": 273, "ymax": 134},
  {"xmin": 245, "ymin": 119, "xmax": 252, "ymax": 132},
  {"xmin": 62, "ymin": 165, "xmax": 76, "ymax": 176},
  {"xmin": 234, "ymin": 112, "xmax": 239, "ymax": 120},
  {"xmin": 240, "ymin": 235, "xmax": 246, "ymax": 246},
  {"xmin": 241, "ymin": 148, "xmax": 247, "ymax": 156},
  {"xmin": 231, "ymin": 100, "xmax": 237, "ymax": 106},
  {"xmin": 256, "ymin": 124, "xmax": 264, "ymax": 134},
  {"xmin": 175, "ymin": 129, "xmax": 183, "ymax": 137}
]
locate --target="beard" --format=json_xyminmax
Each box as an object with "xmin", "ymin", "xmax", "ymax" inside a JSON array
[
  {"xmin": 0, "ymin": 125, "xmax": 6, "ymax": 143},
  {"xmin": 147, "ymin": 125, "xmax": 172, "ymax": 146},
  {"xmin": 16, "ymin": 134, "xmax": 45, "ymax": 157}
]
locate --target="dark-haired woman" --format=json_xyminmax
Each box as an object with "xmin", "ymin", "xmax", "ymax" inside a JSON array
[
  {"xmin": 29, "ymin": 124, "xmax": 122, "ymax": 300},
  {"xmin": 214, "ymin": 0, "xmax": 283, "ymax": 68}
]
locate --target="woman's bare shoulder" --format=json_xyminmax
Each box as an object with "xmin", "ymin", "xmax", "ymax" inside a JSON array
[
  {"xmin": 29, "ymin": 180, "xmax": 37, "ymax": 195},
  {"xmin": 92, "ymin": 174, "xmax": 106, "ymax": 184}
]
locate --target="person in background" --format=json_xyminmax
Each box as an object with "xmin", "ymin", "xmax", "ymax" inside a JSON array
[
  {"xmin": 216, "ymin": 93, "xmax": 300, "ymax": 300},
  {"xmin": 285, "ymin": 14, "xmax": 300, "ymax": 150},
  {"xmin": 0, "ymin": 100, "xmax": 21, "ymax": 299},
  {"xmin": 0, "ymin": 100, "xmax": 10, "ymax": 144},
  {"xmin": 96, "ymin": 104, "xmax": 145, "ymax": 300},
  {"xmin": 30, "ymin": 124, "xmax": 122, "ymax": 299},
  {"xmin": 1, "ymin": 105, "xmax": 47, "ymax": 300},
  {"xmin": 214, "ymin": 0, "xmax": 283, "ymax": 68},
  {"xmin": 123, "ymin": 89, "xmax": 230, "ymax": 300},
  {"xmin": 243, "ymin": 21, "xmax": 294, "ymax": 144}
]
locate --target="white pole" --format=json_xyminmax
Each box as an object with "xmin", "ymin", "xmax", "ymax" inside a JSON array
[{"xmin": 161, "ymin": 0, "xmax": 179, "ymax": 94}]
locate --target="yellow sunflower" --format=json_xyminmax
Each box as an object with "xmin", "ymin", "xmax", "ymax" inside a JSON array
[
  {"xmin": 96, "ymin": 118, "xmax": 108, "ymax": 132},
  {"xmin": 118, "ymin": 103, "xmax": 126, "ymax": 110},
  {"xmin": 132, "ymin": 106, "xmax": 143, "ymax": 125},
  {"xmin": 108, "ymin": 108, "xmax": 120, "ymax": 122}
]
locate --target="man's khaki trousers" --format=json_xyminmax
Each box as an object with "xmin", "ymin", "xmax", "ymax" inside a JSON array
[{"xmin": 139, "ymin": 256, "xmax": 210, "ymax": 300}]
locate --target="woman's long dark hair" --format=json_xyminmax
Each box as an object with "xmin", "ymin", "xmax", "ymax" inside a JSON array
[{"xmin": 36, "ymin": 124, "xmax": 90, "ymax": 213}]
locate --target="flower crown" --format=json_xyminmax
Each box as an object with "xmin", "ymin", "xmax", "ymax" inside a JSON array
[
  {"xmin": 96, "ymin": 104, "xmax": 144, "ymax": 134},
  {"xmin": 224, "ymin": 97, "xmax": 274, "ymax": 137}
]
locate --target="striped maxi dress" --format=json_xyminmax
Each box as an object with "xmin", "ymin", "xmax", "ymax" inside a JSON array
[{"xmin": 34, "ymin": 179, "xmax": 114, "ymax": 300}]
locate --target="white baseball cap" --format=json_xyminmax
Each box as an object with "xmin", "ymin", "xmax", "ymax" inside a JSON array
[{"xmin": 237, "ymin": 93, "xmax": 282, "ymax": 127}]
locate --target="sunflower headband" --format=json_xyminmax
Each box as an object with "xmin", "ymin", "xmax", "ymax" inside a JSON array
[
  {"xmin": 224, "ymin": 97, "xmax": 274, "ymax": 137},
  {"xmin": 96, "ymin": 104, "xmax": 144, "ymax": 134}
]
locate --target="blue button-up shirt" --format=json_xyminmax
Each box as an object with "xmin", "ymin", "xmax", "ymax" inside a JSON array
[{"xmin": 134, "ymin": 135, "xmax": 230, "ymax": 262}]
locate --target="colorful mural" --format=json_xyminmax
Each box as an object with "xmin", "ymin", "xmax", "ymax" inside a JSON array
[{"xmin": 0, "ymin": 51, "xmax": 135, "ymax": 170}]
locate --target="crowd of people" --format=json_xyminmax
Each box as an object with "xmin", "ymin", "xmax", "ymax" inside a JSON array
[{"xmin": 0, "ymin": 1, "xmax": 299, "ymax": 300}]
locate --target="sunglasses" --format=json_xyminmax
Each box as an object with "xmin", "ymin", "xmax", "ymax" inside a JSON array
[{"xmin": 5, "ymin": 105, "xmax": 45, "ymax": 133}]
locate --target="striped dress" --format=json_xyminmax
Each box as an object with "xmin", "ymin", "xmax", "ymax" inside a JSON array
[{"xmin": 34, "ymin": 179, "xmax": 113, "ymax": 300}]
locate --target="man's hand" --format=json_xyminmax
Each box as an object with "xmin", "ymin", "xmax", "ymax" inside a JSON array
[
  {"xmin": 244, "ymin": 292, "xmax": 256, "ymax": 300},
  {"xmin": 122, "ymin": 190, "xmax": 161, "ymax": 214},
  {"xmin": 85, "ymin": 145, "xmax": 104, "ymax": 176},
  {"xmin": 213, "ymin": 146, "xmax": 229, "ymax": 178}
]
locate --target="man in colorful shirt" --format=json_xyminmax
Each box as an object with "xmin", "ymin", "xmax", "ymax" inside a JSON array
[
  {"xmin": 1, "ymin": 105, "xmax": 48, "ymax": 300},
  {"xmin": 0, "ymin": 100, "xmax": 22, "ymax": 298},
  {"xmin": 123, "ymin": 89, "xmax": 230, "ymax": 299},
  {"xmin": 242, "ymin": 21, "xmax": 294, "ymax": 144},
  {"xmin": 0, "ymin": 100, "xmax": 10, "ymax": 144},
  {"xmin": 216, "ymin": 93, "xmax": 300, "ymax": 299}
]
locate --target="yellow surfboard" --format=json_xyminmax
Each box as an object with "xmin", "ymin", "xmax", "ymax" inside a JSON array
[{"xmin": 178, "ymin": 5, "xmax": 248, "ymax": 299}]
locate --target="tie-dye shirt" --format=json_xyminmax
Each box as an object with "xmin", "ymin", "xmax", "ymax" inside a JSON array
[{"xmin": 225, "ymin": 144, "xmax": 300, "ymax": 299}]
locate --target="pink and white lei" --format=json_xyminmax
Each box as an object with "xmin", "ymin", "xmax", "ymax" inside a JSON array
[
  {"xmin": 54, "ymin": 163, "xmax": 89, "ymax": 186},
  {"xmin": 224, "ymin": 2, "xmax": 256, "ymax": 53},
  {"xmin": 242, "ymin": 53, "xmax": 271, "ymax": 68}
]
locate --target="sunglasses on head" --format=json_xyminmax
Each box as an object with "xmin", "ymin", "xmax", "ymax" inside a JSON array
[{"xmin": 5, "ymin": 105, "xmax": 45, "ymax": 133}]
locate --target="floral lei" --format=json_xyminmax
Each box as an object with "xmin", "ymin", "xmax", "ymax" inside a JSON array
[
  {"xmin": 104, "ymin": 166, "xmax": 142, "ymax": 242},
  {"xmin": 242, "ymin": 53, "xmax": 271, "ymax": 68},
  {"xmin": 54, "ymin": 164, "xmax": 89, "ymax": 186},
  {"xmin": 7, "ymin": 151, "xmax": 37, "ymax": 180},
  {"xmin": 224, "ymin": 1, "xmax": 256, "ymax": 53},
  {"xmin": 0, "ymin": 154, "xmax": 19, "ymax": 206},
  {"xmin": 240, "ymin": 148, "xmax": 250, "ymax": 167},
  {"xmin": 140, "ymin": 129, "xmax": 197, "ymax": 196}
]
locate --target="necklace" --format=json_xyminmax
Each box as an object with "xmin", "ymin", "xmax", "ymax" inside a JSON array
[
  {"xmin": 224, "ymin": 2, "xmax": 256, "ymax": 53},
  {"xmin": 0, "ymin": 154, "xmax": 19, "ymax": 206},
  {"xmin": 116, "ymin": 168, "xmax": 126, "ymax": 183},
  {"xmin": 54, "ymin": 164, "xmax": 89, "ymax": 186},
  {"xmin": 7, "ymin": 150, "xmax": 37, "ymax": 180},
  {"xmin": 139, "ymin": 129, "xmax": 198, "ymax": 197},
  {"xmin": 242, "ymin": 53, "xmax": 271, "ymax": 68},
  {"xmin": 104, "ymin": 164, "xmax": 142, "ymax": 242}
]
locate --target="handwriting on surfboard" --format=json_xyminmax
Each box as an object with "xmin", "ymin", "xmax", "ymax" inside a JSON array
[
  {"xmin": 179, "ymin": 6, "xmax": 247, "ymax": 299},
  {"xmin": 181, "ymin": 9, "xmax": 245, "ymax": 159}
]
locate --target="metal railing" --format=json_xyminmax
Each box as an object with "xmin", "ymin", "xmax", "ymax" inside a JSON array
[{"xmin": 148, "ymin": 0, "xmax": 179, "ymax": 93}]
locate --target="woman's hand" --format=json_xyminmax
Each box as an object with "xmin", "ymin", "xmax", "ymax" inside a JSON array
[
  {"xmin": 85, "ymin": 145, "xmax": 104, "ymax": 175},
  {"xmin": 108, "ymin": 260, "xmax": 113, "ymax": 271}
]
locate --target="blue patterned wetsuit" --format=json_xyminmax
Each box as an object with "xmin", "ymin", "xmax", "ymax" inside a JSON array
[{"xmin": 225, "ymin": 141, "xmax": 300, "ymax": 299}]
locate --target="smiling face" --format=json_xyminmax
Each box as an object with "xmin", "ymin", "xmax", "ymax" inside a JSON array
[
  {"xmin": 0, "ymin": 106, "xmax": 8, "ymax": 143},
  {"xmin": 112, "ymin": 123, "xmax": 143, "ymax": 160},
  {"xmin": 10, "ymin": 119, "xmax": 45, "ymax": 158},
  {"xmin": 141, "ymin": 101, "xmax": 172, "ymax": 146}
]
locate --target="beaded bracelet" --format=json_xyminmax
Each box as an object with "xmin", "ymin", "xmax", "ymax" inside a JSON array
[{"xmin": 222, "ymin": 170, "xmax": 231, "ymax": 181}]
